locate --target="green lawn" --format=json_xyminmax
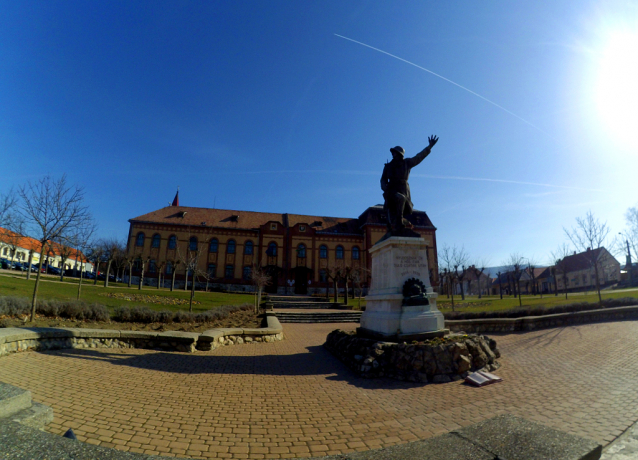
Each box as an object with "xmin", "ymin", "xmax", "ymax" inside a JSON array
[
  {"xmin": 437, "ymin": 288, "xmax": 638, "ymax": 314},
  {"xmin": 0, "ymin": 273, "xmax": 256, "ymax": 313}
]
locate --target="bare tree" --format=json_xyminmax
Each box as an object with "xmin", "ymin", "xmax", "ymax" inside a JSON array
[
  {"xmin": 176, "ymin": 235, "xmax": 211, "ymax": 312},
  {"xmin": 469, "ymin": 262, "xmax": 488, "ymax": 299},
  {"xmin": 87, "ymin": 242, "xmax": 105, "ymax": 286},
  {"xmin": 325, "ymin": 263, "xmax": 343, "ymax": 304},
  {"xmin": 100, "ymin": 238, "xmax": 121, "ymax": 288},
  {"xmin": 169, "ymin": 259, "xmax": 180, "ymax": 291},
  {"xmin": 250, "ymin": 264, "xmax": 271, "ymax": 313},
  {"xmin": 0, "ymin": 189, "xmax": 18, "ymax": 229},
  {"xmin": 551, "ymin": 243, "xmax": 572, "ymax": 299},
  {"xmin": 507, "ymin": 253, "xmax": 525, "ymax": 307},
  {"xmin": 564, "ymin": 211, "xmax": 610, "ymax": 304},
  {"xmin": 72, "ymin": 220, "xmax": 97, "ymax": 300},
  {"xmin": 18, "ymin": 175, "xmax": 91, "ymax": 321},
  {"xmin": 138, "ymin": 255, "xmax": 150, "ymax": 291},
  {"xmin": 350, "ymin": 266, "xmax": 370, "ymax": 309},
  {"xmin": 438, "ymin": 244, "xmax": 459, "ymax": 310}
]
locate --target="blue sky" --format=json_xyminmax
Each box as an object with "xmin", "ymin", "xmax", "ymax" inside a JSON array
[{"xmin": 1, "ymin": 1, "xmax": 636, "ymax": 266}]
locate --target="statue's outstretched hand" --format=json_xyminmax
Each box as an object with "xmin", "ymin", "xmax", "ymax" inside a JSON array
[{"xmin": 428, "ymin": 135, "xmax": 439, "ymax": 148}]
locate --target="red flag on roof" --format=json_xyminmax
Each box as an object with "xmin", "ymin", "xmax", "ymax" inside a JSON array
[{"xmin": 171, "ymin": 189, "xmax": 179, "ymax": 206}]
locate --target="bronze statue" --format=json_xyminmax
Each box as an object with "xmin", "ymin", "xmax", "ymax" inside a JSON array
[{"xmin": 381, "ymin": 135, "xmax": 438, "ymax": 238}]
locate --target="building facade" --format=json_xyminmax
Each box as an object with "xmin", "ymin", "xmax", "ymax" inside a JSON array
[
  {"xmin": 126, "ymin": 204, "xmax": 439, "ymax": 294},
  {"xmin": 0, "ymin": 227, "xmax": 91, "ymax": 272}
]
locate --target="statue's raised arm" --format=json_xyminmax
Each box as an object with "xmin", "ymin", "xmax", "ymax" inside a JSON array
[{"xmin": 381, "ymin": 135, "xmax": 439, "ymax": 239}]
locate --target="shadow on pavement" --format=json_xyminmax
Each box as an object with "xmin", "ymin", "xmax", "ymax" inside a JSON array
[{"xmin": 39, "ymin": 345, "xmax": 433, "ymax": 391}]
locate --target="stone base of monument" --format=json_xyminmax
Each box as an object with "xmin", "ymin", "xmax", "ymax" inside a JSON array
[
  {"xmin": 359, "ymin": 236, "xmax": 447, "ymax": 342},
  {"xmin": 356, "ymin": 326, "xmax": 449, "ymax": 343}
]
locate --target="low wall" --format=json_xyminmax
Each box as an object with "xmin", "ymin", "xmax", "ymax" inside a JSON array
[
  {"xmin": 0, "ymin": 313, "xmax": 283, "ymax": 356},
  {"xmin": 445, "ymin": 305, "xmax": 638, "ymax": 333}
]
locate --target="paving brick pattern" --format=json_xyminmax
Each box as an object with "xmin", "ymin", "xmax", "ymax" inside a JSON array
[{"xmin": 2, "ymin": 321, "xmax": 638, "ymax": 459}]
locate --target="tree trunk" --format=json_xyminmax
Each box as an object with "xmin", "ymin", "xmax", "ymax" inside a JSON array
[
  {"xmin": 157, "ymin": 272, "xmax": 161, "ymax": 289},
  {"xmin": 104, "ymin": 260, "xmax": 112, "ymax": 288},
  {"xmin": 594, "ymin": 264, "xmax": 602, "ymax": 304},
  {"xmin": 127, "ymin": 264, "xmax": 133, "ymax": 287},
  {"xmin": 30, "ymin": 243, "xmax": 47, "ymax": 321},
  {"xmin": 478, "ymin": 277, "xmax": 482, "ymax": 299},
  {"xmin": 343, "ymin": 279, "xmax": 348, "ymax": 305},
  {"xmin": 59, "ymin": 257, "xmax": 66, "ymax": 282},
  {"xmin": 459, "ymin": 279, "xmax": 465, "ymax": 300},
  {"xmin": 184, "ymin": 269, "xmax": 189, "ymax": 291},
  {"xmin": 26, "ymin": 251, "xmax": 33, "ymax": 280},
  {"xmin": 257, "ymin": 286, "xmax": 263, "ymax": 313},
  {"xmin": 333, "ymin": 279, "xmax": 338, "ymax": 303},
  {"xmin": 517, "ymin": 281, "xmax": 522, "ymax": 307},
  {"xmin": 450, "ymin": 280, "xmax": 455, "ymax": 311},
  {"xmin": 189, "ymin": 274, "xmax": 196, "ymax": 312},
  {"xmin": 93, "ymin": 261, "xmax": 98, "ymax": 285},
  {"xmin": 77, "ymin": 262, "xmax": 84, "ymax": 300},
  {"xmin": 171, "ymin": 270, "xmax": 177, "ymax": 291},
  {"xmin": 139, "ymin": 263, "xmax": 145, "ymax": 290}
]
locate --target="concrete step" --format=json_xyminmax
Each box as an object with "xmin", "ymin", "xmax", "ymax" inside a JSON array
[
  {"xmin": 275, "ymin": 312, "xmax": 362, "ymax": 323},
  {"xmin": 0, "ymin": 382, "xmax": 32, "ymax": 419},
  {"xmin": 266, "ymin": 302, "xmax": 340, "ymax": 309},
  {"xmin": 267, "ymin": 296, "xmax": 330, "ymax": 303},
  {"xmin": 5, "ymin": 402, "xmax": 54, "ymax": 430}
]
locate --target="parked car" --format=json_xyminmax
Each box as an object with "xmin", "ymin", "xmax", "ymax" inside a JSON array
[
  {"xmin": 47, "ymin": 266, "xmax": 61, "ymax": 275},
  {"xmin": 0, "ymin": 258, "xmax": 9, "ymax": 269},
  {"xmin": 31, "ymin": 264, "xmax": 39, "ymax": 272},
  {"xmin": 13, "ymin": 262, "xmax": 27, "ymax": 271}
]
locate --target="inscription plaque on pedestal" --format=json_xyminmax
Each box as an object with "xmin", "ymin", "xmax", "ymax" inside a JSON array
[{"xmin": 359, "ymin": 236, "xmax": 447, "ymax": 341}]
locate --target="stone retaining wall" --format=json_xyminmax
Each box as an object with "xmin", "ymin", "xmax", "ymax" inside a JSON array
[
  {"xmin": 324, "ymin": 330, "xmax": 500, "ymax": 383},
  {"xmin": 446, "ymin": 305, "xmax": 638, "ymax": 333},
  {"xmin": 0, "ymin": 314, "xmax": 283, "ymax": 356}
]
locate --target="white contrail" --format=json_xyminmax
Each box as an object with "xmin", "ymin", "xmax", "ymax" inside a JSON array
[
  {"xmin": 334, "ymin": 34, "xmax": 544, "ymax": 133},
  {"xmin": 410, "ymin": 173, "xmax": 605, "ymax": 192},
  {"xmin": 208, "ymin": 169, "xmax": 604, "ymax": 192}
]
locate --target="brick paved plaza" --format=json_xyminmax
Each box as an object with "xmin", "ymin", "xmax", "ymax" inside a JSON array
[{"xmin": 2, "ymin": 321, "xmax": 638, "ymax": 459}]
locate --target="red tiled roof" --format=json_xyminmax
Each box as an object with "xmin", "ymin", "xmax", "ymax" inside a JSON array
[
  {"xmin": 0, "ymin": 228, "xmax": 87, "ymax": 261},
  {"xmin": 130, "ymin": 206, "xmax": 358, "ymax": 233}
]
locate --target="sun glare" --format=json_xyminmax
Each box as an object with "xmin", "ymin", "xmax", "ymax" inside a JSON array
[{"xmin": 594, "ymin": 28, "xmax": 638, "ymax": 147}]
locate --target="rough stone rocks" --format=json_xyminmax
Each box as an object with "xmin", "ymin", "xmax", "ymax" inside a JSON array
[{"xmin": 323, "ymin": 330, "xmax": 501, "ymax": 384}]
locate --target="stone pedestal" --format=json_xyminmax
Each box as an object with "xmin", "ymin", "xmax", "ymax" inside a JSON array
[{"xmin": 359, "ymin": 237, "xmax": 447, "ymax": 341}]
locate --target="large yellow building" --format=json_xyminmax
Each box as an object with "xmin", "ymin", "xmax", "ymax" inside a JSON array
[{"xmin": 126, "ymin": 203, "xmax": 438, "ymax": 295}]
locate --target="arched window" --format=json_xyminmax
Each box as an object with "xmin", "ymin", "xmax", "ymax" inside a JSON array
[
  {"xmin": 209, "ymin": 238, "xmax": 218, "ymax": 253},
  {"xmin": 243, "ymin": 266, "xmax": 252, "ymax": 280},
  {"xmin": 225, "ymin": 264, "xmax": 234, "ymax": 279},
  {"xmin": 189, "ymin": 236, "xmax": 198, "ymax": 251},
  {"xmin": 352, "ymin": 246, "xmax": 360, "ymax": 260},
  {"xmin": 166, "ymin": 262, "xmax": 173, "ymax": 275},
  {"xmin": 267, "ymin": 242, "xmax": 277, "ymax": 257},
  {"xmin": 151, "ymin": 234, "xmax": 161, "ymax": 248},
  {"xmin": 207, "ymin": 263, "xmax": 216, "ymax": 277},
  {"xmin": 227, "ymin": 240, "xmax": 236, "ymax": 254},
  {"xmin": 149, "ymin": 260, "xmax": 157, "ymax": 273},
  {"xmin": 135, "ymin": 232, "xmax": 145, "ymax": 247},
  {"xmin": 244, "ymin": 240, "xmax": 253, "ymax": 255},
  {"xmin": 319, "ymin": 245, "xmax": 328, "ymax": 259},
  {"xmin": 297, "ymin": 244, "xmax": 306, "ymax": 258},
  {"xmin": 319, "ymin": 269, "xmax": 327, "ymax": 283},
  {"xmin": 168, "ymin": 235, "xmax": 177, "ymax": 249},
  {"xmin": 336, "ymin": 245, "xmax": 344, "ymax": 259}
]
